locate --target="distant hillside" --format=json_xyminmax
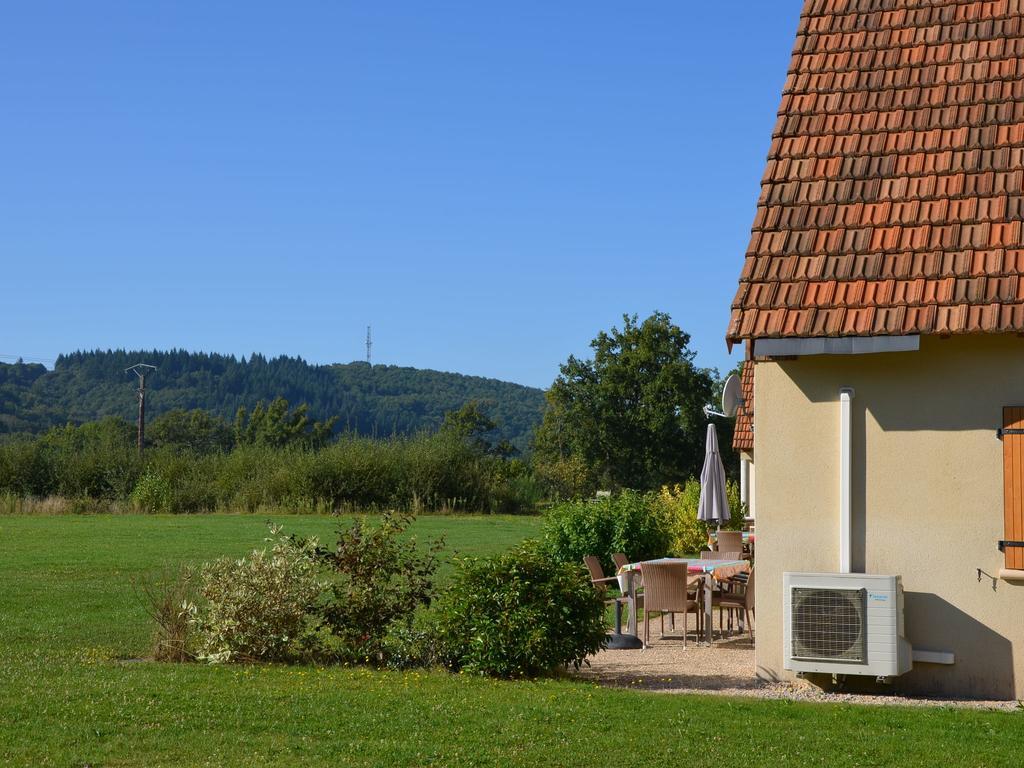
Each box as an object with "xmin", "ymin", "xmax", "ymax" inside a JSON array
[{"xmin": 0, "ymin": 349, "xmax": 547, "ymax": 450}]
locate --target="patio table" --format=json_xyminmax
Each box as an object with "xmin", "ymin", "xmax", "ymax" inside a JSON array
[{"xmin": 617, "ymin": 558, "xmax": 750, "ymax": 645}]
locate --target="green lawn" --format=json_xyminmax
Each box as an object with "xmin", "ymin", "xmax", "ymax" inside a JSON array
[{"xmin": 1, "ymin": 514, "xmax": 1023, "ymax": 767}]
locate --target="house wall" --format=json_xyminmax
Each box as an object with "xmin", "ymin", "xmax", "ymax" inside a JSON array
[{"xmin": 754, "ymin": 334, "xmax": 1024, "ymax": 700}]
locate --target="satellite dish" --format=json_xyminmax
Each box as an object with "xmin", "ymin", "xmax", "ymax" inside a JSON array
[{"xmin": 722, "ymin": 373, "xmax": 743, "ymax": 418}]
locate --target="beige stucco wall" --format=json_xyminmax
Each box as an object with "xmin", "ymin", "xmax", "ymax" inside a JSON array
[{"xmin": 754, "ymin": 334, "xmax": 1024, "ymax": 699}]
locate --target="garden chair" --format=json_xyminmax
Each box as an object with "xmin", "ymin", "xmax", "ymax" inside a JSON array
[
  {"xmin": 610, "ymin": 552, "xmax": 644, "ymax": 591},
  {"xmin": 702, "ymin": 551, "xmax": 742, "ymax": 631},
  {"xmin": 715, "ymin": 530, "xmax": 744, "ymax": 554},
  {"xmin": 584, "ymin": 555, "xmax": 619, "ymax": 593},
  {"xmin": 712, "ymin": 566, "xmax": 755, "ymax": 642},
  {"xmin": 639, "ymin": 561, "xmax": 701, "ymax": 648},
  {"xmin": 707, "ymin": 550, "xmax": 742, "ymax": 561},
  {"xmin": 584, "ymin": 556, "xmax": 636, "ymax": 625}
]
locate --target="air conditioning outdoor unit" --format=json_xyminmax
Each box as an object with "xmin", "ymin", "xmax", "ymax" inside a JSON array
[{"xmin": 783, "ymin": 572, "xmax": 912, "ymax": 678}]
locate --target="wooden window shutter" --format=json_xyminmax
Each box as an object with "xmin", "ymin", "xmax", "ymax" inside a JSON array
[{"xmin": 1003, "ymin": 407, "xmax": 1024, "ymax": 570}]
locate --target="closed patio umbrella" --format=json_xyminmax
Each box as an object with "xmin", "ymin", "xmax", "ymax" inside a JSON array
[{"xmin": 698, "ymin": 423, "xmax": 731, "ymax": 530}]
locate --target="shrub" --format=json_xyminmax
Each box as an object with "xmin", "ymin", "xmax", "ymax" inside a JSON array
[
  {"xmin": 130, "ymin": 471, "xmax": 173, "ymax": 513},
  {"xmin": 309, "ymin": 511, "xmax": 443, "ymax": 663},
  {"xmin": 435, "ymin": 540, "xmax": 607, "ymax": 678},
  {"xmin": 652, "ymin": 479, "xmax": 745, "ymax": 556},
  {"xmin": 0, "ymin": 424, "xmax": 540, "ymax": 514},
  {"xmin": 135, "ymin": 448, "xmax": 220, "ymax": 513},
  {"xmin": 0, "ymin": 438, "xmax": 54, "ymax": 497},
  {"xmin": 532, "ymin": 454, "xmax": 594, "ymax": 501},
  {"xmin": 541, "ymin": 490, "xmax": 673, "ymax": 574},
  {"xmin": 40, "ymin": 419, "xmax": 142, "ymax": 499},
  {"xmin": 213, "ymin": 444, "xmax": 288, "ymax": 512},
  {"xmin": 188, "ymin": 525, "xmax": 325, "ymax": 663}
]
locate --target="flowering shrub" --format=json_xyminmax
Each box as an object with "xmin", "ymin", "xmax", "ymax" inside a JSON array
[
  {"xmin": 188, "ymin": 525, "xmax": 324, "ymax": 663},
  {"xmin": 435, "ymin": 540, "xmax": 606, "ymax": 678}
]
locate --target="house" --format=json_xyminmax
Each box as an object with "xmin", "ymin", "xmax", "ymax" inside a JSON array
[{"xmin": 729, "ymin": 0, "xmax": 1024, "ymax": 699}]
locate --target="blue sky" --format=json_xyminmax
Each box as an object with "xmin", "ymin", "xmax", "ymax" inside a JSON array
[{"xmin": 2, "ymin": 2, "xmax": 798, "ymax": 389}]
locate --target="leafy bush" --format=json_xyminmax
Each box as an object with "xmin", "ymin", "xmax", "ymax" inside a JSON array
[
  {"xmin": 435, "ymin": 541, "xmax": 607, "ymax": 678},
  {"xmin": 532, "ymin": 454, "xmax": 594, "ymax": 501},
  {"xmin": 484, "ymin": 460, "xmax": 545, "ymax": 515},
  {"xmin": 188, "ymin": 526, "xmax": 325, "ymax": 663},
  {"xmin": 0, "ymin": 438, "xmax": 54, "ymax": 497},
  {"xmin": 541, "ymin": 490, "xmax": 673, "ymax": 574},
  {"xmin": 307, "ymin": 511, "xmax": 443, "ymax": 663},
  {"xmin": 130, "ymin": 471, "xmax": 173, "ymax": 513},
  {"xmin": 40, "ymin": 418, "xmax": 142, "ymax": 499},
  {"xmin": 652, "ymin": 479, "xmax": 745, "ymax": 556}
]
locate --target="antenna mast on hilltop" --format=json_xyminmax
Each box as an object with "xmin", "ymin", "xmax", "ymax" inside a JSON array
[
  {"xmin": 366, "ymin": 326, "xmax": 372, "ymax": 365},
  {"xmin": 125, "ymin": 363, "xmax": 157, "ymax": 454}
]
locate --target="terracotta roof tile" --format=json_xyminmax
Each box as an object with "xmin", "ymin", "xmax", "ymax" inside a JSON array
[
  {"xmin": 732, "ymin": 362, "xmax": 755, "ymax": 453},
  {"xmin": 728, "ymin": 0, "xmax": 1024, "ymax": 342},
  {"xmin": 843, "ymin": 307, "xmax": 877, "ymax": 335}
]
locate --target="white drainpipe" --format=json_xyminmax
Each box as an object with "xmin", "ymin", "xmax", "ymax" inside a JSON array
[
  {"xmin": 740, "ymin": 457, "xmax": 750, "ymax": 506},
  {"xmin": 839, "ymin": 387, "xmax": 855, "ymax": 574}
]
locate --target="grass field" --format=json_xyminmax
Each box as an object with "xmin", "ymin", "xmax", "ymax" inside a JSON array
[{"xmin": 2, "ymin": 514, "xmax": 1023, "ymax": 766}]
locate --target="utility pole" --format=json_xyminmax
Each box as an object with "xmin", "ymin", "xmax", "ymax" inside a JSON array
[
  {"xmin": 366, "ymin": 326, "xmax": 372, "ymax": 365},
  {"xmin": 126, "ymin": 363, "xmax": 157, "ymax": 454}
]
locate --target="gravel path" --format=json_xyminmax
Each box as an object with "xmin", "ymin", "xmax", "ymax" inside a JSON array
[{"xmin": 574, "ymin": 617, "xmax": 1019, "ymax": 711}]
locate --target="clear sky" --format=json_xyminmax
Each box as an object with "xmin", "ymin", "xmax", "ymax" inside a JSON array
[{"xmin": 3, "ymin": 2, "xmax": 799, "ymax": 389}]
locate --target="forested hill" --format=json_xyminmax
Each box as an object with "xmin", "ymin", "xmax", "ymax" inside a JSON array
[{"xmin": 0, "ymin": 350, "xmax": 547, "ymax": 449}]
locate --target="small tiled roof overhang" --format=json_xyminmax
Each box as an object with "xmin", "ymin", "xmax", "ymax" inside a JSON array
[
  {"xmin": 732, "ymin": 362, "xmax": 755, "ymax": 453},
  {"xmin": 728, "ymin": 0, "xmax": 1024, "ymax": 344}
]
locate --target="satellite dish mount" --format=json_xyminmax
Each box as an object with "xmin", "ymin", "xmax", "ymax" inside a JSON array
[{"xmin": 703, "ymin": 373, "xmax": 744, "ymax": 420}]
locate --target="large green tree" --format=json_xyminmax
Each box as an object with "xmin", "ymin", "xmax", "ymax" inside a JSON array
[
  {"xmin": 149, "ymin": 409, "xmax": 234, "ymax": 454},
  {"xmin": 233, "ymin": 397, "xmax": 337, "ymax": 449},
  {"xmin": 534, "ymin": 312, "xmax": 728, "ymax": 494}
]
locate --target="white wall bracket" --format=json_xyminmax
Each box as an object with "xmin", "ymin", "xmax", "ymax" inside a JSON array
[{"xmin": 911, "ymin": 648, "xmax": 955, "ymax": 665}]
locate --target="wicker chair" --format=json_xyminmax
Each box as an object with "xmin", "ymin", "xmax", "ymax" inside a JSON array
[
  {"xmin": 610, "ymin": 552, "xmax": 644, "ymax": 589},
  {"xmin": 715, "ymin": 530, "xmax": 744, "ymax": 554},
  {"xmin": 584, "ymin": 555, "xmax": 620, "ymax": 594},
  {"xmin": 640, "ymin": 561, "xmax": 702, "ymax": 648},
  {"xmin": 702, "ymin": 551, "xmax": 742, "ymax": 631},
  {"xmin": 709, "ymin": 550, "xmax": 742, "ymax": 561},
  {"xmin": 712, "ymin": 567, "xmax": 755, "ymax": 641},
  {"xmin": 584, "ymin": 555, "xmax": 636, "ymax": 624}
]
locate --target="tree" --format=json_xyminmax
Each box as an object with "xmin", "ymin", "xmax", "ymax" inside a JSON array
[
  {"xmin": 534, "ymin": 312, "xmax": 722, "ymax": 492},
  {"xmin": 233, "ymin": 397, "xmax": 337, "ymax": 449},
  {"xmin": 149, "ymin": 409, "xmax": 234, "ymax": 454},
  {"xmin": 440, "ymin": 400, "xmax": 517, "ymax": 458}
]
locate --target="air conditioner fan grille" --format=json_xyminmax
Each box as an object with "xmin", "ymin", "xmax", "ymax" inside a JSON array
[{"xmin": 790, "ymin": 587, "xmax": 867, "ymax": 663}]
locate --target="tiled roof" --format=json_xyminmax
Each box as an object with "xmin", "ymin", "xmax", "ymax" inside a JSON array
[
  {"xmin": 728, "ymin": 0, "xmax": 1024, "ymax": 343},
  {"xmin": 733, "ymin": 362, "xmax": 755, "ymax": 452}
]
